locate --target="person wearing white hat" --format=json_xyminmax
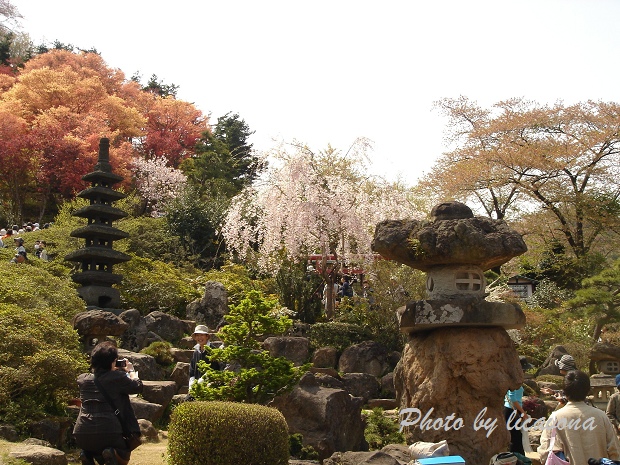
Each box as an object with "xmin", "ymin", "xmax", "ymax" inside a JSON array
[{"xmin": 188, "ymin": 325, "xmax": 221, "ymax": 392}]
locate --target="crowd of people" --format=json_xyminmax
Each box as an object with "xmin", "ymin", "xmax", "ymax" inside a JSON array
[
  {"xmin": 321, "ymin": 274, "xmax": 376, "ymax": 311},
  {"xmin": 1, "ymin": 222, "xmax": 51, "ymax": 263},
  {"xmin": 501, "ymin": 353, "xmax": 620, "ymax": 464}
]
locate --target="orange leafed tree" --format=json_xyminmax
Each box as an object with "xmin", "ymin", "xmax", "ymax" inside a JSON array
[
  {"xmin": 423, "ymin": 96, "xmax": 620, "ymax": 261},
  {"xmin": 0, "ymin": 49, "xmax": 208, "ymax": 223}
]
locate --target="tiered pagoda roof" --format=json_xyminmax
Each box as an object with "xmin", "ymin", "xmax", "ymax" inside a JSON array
[{"xmin": 65, "ymin": 138, "xmax": 130, "ymax": 310}]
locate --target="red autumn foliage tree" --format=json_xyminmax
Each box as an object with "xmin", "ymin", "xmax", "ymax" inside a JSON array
[
  {"xmin": 0, "ymin": 49, "xmax": 208, "ymax": 223},
  {"xmin": 0, "ymin": 106, "xmax": 36, "ymax": 221},
  {"xmin": 133, "ymin": 96, "xmax": 206, "ymax": 167}
]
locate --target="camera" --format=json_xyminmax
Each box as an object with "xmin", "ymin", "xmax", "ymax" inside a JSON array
[{"xmin": 115, "ymin": 358, "xmax": 127, "ymax": 368}]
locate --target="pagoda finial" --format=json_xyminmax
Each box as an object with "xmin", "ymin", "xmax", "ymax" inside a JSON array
[{"xmin": 94, "ymin": 137, "xmax": 112, "ymax": 173}]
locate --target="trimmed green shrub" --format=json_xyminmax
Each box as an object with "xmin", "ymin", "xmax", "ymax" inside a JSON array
[
  {"xmin": 167, "ymin": 401, "xmax": 289, "ymax": 465},
  {"xmin": 289, "ymin": 433, "xmax": 319, "ymax": 460},
  {"xmin": 0, "ymin": 260, "xmax": 84, "ymax": 321},
  {"xmin": 116, "ymin": 254, "xmax": 201, "ymax": 317},
  {"xmin": 364, "ymin": 407, "xmax": 405, "ymax": 450},
  {"xmin": 309, "ymin": 321, "xmax": 372, "ymax": 352},
  {"xmin": 0, "ymin": 303, "xmax": 88, "ymax": 432},
  {"xmin": 140, "ymin": 341, "xmax": 174, "ymax": 366}
]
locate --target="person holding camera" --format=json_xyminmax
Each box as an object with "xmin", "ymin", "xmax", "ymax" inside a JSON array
[
  {"xmin": 540, "ymin": 354, "xmax": 578, "ymax": 409},
  {"xmin": 73, "ymin": 341, "xmax": 143, "ymax": 465}
]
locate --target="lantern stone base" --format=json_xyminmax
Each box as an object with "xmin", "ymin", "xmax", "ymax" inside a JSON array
[
  {"xmin": 77, "ymin": 285, "xmax": 121, "ymax": 309},
  {"xmin": 397, "ymin": 298, "xmax": 525, "ymax": 334},
  {"xmin": 395, "ymin": 327, "xmax": 522, "ymax": 465}
]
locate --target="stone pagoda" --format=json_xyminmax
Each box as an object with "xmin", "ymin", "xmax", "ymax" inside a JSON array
[
  {"xmin": 65, "ymin": 137, "xmax": 130, "ymax": 311},
  {"xmin": 371, "ymin": 201, "xmax": 528, "ymax": 465}
]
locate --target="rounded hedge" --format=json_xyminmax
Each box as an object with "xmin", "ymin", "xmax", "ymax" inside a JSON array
[{"xmin": 168, "ymin": 401, "xmax": 289, "ymax": 465}]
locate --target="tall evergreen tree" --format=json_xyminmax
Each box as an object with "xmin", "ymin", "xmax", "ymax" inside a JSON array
[{"xmin": 183, "ymin": 112, "xmax": 265, "ymax": 198}]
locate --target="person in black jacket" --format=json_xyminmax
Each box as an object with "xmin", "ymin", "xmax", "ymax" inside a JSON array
[
  {"xmin": 73, "ymin": 341, "xmax": 143, "ymax": 465},
  {"xmin": 188, "ymin": 324, "xmax": 222, "ymax": 394}
]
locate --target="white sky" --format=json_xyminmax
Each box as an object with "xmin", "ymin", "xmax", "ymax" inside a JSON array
[{"xmin": 12, "ymin": 0, "xmax": 620, "ymax": 186}]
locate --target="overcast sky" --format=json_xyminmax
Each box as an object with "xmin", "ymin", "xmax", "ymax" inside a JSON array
[{"xmin": 12, "ymin": 0, "xmax": 620, "ymax": 185}]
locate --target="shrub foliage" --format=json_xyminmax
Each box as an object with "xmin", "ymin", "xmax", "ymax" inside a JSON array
[
  {"xmin": 364, "ymin": 407, "xmax": 405, "ymax": 450},
  {"xmin": 0, "ymin": 303, "xmax": 88, "ymax": 431},
  {"xmin": 192, "ymin": 290, "xmax": 309, "ymax": 404},
  {"xmin": 168, "ymin": 401, "xmax": 289, "ymax": 465}
]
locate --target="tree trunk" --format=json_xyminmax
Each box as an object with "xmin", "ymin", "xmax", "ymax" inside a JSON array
[
  {"xmin": 593, "ymin": 322, "xmax": 603, "ymax": 343},
  {"xmin": 326, "ymin": 274, "xmax": 335, "ymax": 320}
]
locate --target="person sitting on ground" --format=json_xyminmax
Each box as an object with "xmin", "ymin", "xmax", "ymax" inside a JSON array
[
  {"xmin": 538, "ymin": 370, "xmax": 620, "ymax": 464},
  {"xmin": 73, "ymin": 341, "xmax": 142, "ymax": 465},
  {"xmin": 39, "ymin": 241, "xmax": 48, "ymax": 261},
  {"xmin": 10, "ymin": 237, "xmax": 27, "ymax": 263},
  {"xmin": 606, "ymin": 374, "xmax": 620, "ymax": 434}
]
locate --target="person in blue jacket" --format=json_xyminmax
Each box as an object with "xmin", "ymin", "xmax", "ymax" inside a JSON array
[{"xmin": 504, "ymin": 356, "xmax": 533, "ymax": 455}]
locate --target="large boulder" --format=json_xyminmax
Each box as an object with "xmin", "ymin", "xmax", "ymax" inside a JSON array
[
  {"xmin": 395, "ymin": 327, "xmax": 521, "ymax": 465},
  {"xmin": 339, "ymin": 341, "xmax": 389, "ymax": 377},
  {"xmin": 130, "ymin": 397, "xmax": 165, "ymax": 424},
  {"xmin": 28, "ymin": 417, "xmax": 72, "ymax": 449},
  {"xmin": 117, "ymin": 349, "xmax": 165, "ymax": 381},
  {"xmin": 144, "ymin": 311, "xmax": 188, "ymax": 343},
  {"xmin": 169, "ymin": 362, "xmax": 190, "ymax": 390},
  {"xmin": 138, "ymin": 419, "xmax": 159, "ymax": 442},
  {"xmin": 9, "ymin": 444, "xmax": 67, "ymax": 465},
  {"xmin": 186, "ymin": 281, "xmax": 228, "ymax": 330},
  {"xmin": 342, "ymin": 373, "xmax": 380, "ymax": 403},
  {"xmin": 141, "ymin": 381, "xmax": 178, "ymax": 409},
  {"xmin": 72, "ymin": 310, "xmax": 128, "ymax": 351},
  {"xmin": 0, "ymin": 423, "xmax": 18, "ymax": 441},
  {"xmin": 381, "ymin": 372, "xmax": 396, "ymax": 398},
  {"xmin": 271, "ymin": 373, "xmax": 366, "ymax": 460},
  {"xmin": 118, "ymin": 308, "xmax": 149, "ymax": 352},
  {"xmin": 313, "ymin": 346, "xmax": 339, "ymax": 369},
  {"xmin": 263, "ymin": 336, "xmax": 310, "ymax": 365},
  {"xmin": 170, "ymin": 348, "xmax": 193, "ymax": 363},
  {"xmin": 537, "ymin": 345, "xmax": 571, "ymax": 376}
]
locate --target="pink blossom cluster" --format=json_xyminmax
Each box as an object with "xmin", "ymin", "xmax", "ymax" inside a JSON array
[
  {"xmin": 223, "ymin": 140, "xmax": 420, "ymax": 273},
  {"xmin": 131, "ymin": 156, "xmax": 187, "ymax": 216}
]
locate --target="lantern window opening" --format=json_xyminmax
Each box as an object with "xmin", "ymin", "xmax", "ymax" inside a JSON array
[{"xmin": 455, "ymin": 271, "xmax": 483, "ymax": 291}]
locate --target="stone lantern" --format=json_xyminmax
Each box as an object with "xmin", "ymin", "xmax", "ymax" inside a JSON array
[
  {"xmin": 371, "ymin": 201, "xmax": 528, "ymax": 464},
  {"xmin": 65, "ymin": 138, "xmax": 130, "ymax": 311},
  {"xmin": 372, "ymin": 201, "xmax": 526, "ymax": 333}
]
